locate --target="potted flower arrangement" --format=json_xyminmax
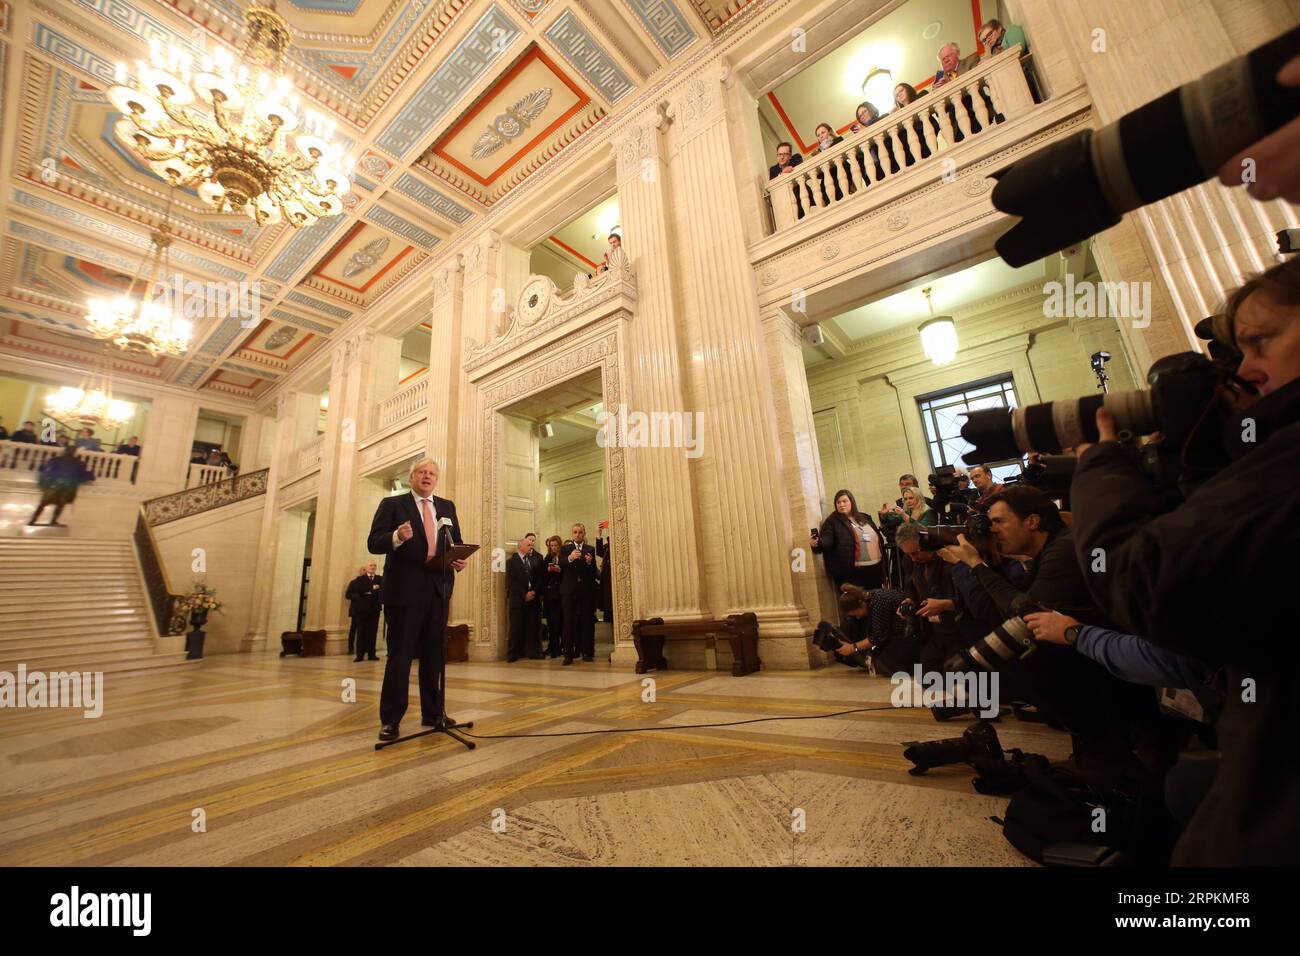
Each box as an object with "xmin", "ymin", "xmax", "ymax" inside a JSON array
[{"xmin": 183, "ymin": 581, "xmax": 223, "ymax": 659}]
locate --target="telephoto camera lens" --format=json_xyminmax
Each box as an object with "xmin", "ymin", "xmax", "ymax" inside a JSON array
[
  {"xmin": 990, "ymin": 24, "xmax": 1300, "ymax": 266},
  {"xmin": 902, "ymin": 720, "xmax": 1004, "ymax": 775},
  {"xmin": 944, "ymin": 615, "xmax": 1037, "ymax": 673}
]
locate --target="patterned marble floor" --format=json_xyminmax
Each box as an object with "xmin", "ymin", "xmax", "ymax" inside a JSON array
[{"xmin": 0, "ymin": 654, "xmax": 1073, "ymax": 866}]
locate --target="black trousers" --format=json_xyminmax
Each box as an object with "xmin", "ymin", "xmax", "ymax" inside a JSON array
[
  {"xmin": 543, "ymin": 598, "xmax": 564, "ymax": 656},
  {"xmin": 379, "ymin": 600, "xmax": 446, "ymax": 726},
  {"xmin": 354, "ymin": 613, "xmax": 380, "ymax": 658},
  {"xmin": 347, "ymin": 617, "xmax": 358, "ymax": 655},
  {"xmin": 508, "ymin": 602, "xmax": 542, "ymax": 659},
  {"xmin": 561, "ymin": 593, "xmax": 596, "ymax": 659}
]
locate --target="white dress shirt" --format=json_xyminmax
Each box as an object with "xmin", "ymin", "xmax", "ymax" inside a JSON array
[{"xmin": 393, "ymin": 490, "xmax": 438, "ymax": 549}]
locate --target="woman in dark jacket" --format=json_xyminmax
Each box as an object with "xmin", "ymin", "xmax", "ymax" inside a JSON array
[
  {"xmin": 811, "ymin": 489, "xmax": 887, "ymax": 595},
  {"xmin": 541, "ymin": 535, "xmax": 565, "ymax": 658},
  {"xmin": 809, "ymin": 121, "xmax": 846, "ymax": 204}
]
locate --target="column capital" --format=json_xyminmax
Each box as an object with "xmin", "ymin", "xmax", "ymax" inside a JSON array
[
  {"xmin": 459, "ymin": 230, "xmax": 501, "ymax": 284},
  {"xmin": 432, "ymin": 256, "xmax": 465, "ymax": 305},
  {"xmin": 611, "ymin": 103, "xmax": 670, "ymax": 183},
  {"xmin": 669, "ymin": 58, "xmax": 733, "ymax": 143}
]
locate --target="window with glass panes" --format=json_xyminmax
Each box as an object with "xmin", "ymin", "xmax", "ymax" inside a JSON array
[{"xmin": 917, "ymin": 375, "xmax": 1024, "ymax": 484}]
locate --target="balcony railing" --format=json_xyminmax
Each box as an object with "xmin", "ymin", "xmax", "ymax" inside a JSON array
[
  {"xmin": 765, "ymin": 46, "xmax": 1035, "ymax": 233},
  {"xmin": 186, "ymin": 462, "xmax": 232, "ymax": 488},
  {"xmin": 373, "ymin": 372, "xmax": 428, "ymax": 435},
  {"xmin": 0, "ymin": 440, "xmax": 137, "ymax": 487},
  {"xmin": 143, "ymin": 467, "xmax": 269, "ymax": 527},
  {"xmin": 133, "ymin": 509, "xmax": 189, "ymax": 636}
]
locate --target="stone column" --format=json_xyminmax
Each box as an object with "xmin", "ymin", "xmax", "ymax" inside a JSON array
[
  {"xmin": 668, "ymin": 61, "xmax": 811, "ymax": 661},
  {"xmin": 306, "ymin": 330, "xmax": 401, "ymax": 651},
  {"xmin": 762, "ymin": 307, "xmax": 835, "ymax": 660},
  {"xmin": 135, "ymin": 392, "xmax": 199, "ymax": 495},
  {"xmin": 425, "ymin": 257, "xmax": 465, "ymax": 496},
  {"xmin": 240, "ymin": 395, "xmax": 287, "ymax": 653},
  {"xmin": 451, "ymin": 232, "xmax": 505, "ymax": 649},
  {"xmin": 609, "ymin": 108, "xmax": 707, "ymax": 627}
]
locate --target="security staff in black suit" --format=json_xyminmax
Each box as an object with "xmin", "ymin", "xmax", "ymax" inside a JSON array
[
  {"xmin": 506, "ymin": 533, "xmax": 545, "ymax": 661},
  {"xmin": 559, "ymin": 522, "xmax": 599, "ymax": 665},
  {"xmin": 345, "ymin": 562, "xmax": 383, "ymax": 661},
  {"xmin": 367, "ymin": 458, "xmax": 466, "ymax": 742}
]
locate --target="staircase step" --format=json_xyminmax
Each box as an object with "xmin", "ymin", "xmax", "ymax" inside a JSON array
[
  {"xmin": 0, "ymin": 654, "xmax": 196, "ymax": 678},
  {"xmin": 0, "ymin": 637, "xmax": 156, "ymax": 658},
  {"xmin": 0, "ymin": 609, "xmax": 149, "ymax": 630},
  {"xmin": 0, "ymin": 619, "xmax": 153, "ymax": 639}
]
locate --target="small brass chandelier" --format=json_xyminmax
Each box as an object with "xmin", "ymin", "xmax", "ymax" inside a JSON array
[
  {"xmin": 84, "ymin": 191, "xmax": 191, "ymax": 358},
  {"xmin": 45, "ymin": 345, "xmax": 135, "ymax": 430},
  {"xmin": 107, "ymin": 0, "xmax": 351, "ymax": 228}
]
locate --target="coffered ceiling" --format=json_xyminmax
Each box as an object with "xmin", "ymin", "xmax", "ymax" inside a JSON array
[{"xmin": 0, "ymin": 0, "xmax": 748, "ymax": 402}]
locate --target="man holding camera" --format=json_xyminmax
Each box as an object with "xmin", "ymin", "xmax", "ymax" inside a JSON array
[
  {"xmin": 1069, "ymin": 258, "xmax": 1300, "ymax": 865},
  {"xmin": 940, "ymin": 485, "xmax": 1154, "ymax": 752},
  {"xmin": 895, "ymin": 523, "xmax": 981, "ymax": 673}
]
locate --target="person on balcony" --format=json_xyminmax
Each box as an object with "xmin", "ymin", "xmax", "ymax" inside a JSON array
[
  {"xmin": 28, "ymin": 445, "xmax": 95, "ymax": 527},
  {"xmin": 809, "ymin": 122, "xmax": 846, "ymax": 204},
  {"xmin": 892, "ymin": 83, "xmax": 943, "ymax": 161},
  {"xmin": 979, "ymin": 18, "xmax": 1027, "ymax": 57},
  {"xmin": 595, "ymin": 232, "xmax": 627, "ymax": 274},
  {"xmin": 0, "ymin": 418, "xmax": 7, "ymax": 441},
  {"xmin": 74, "ymin": 428, "xmax": 102, "ymax": 452},
  {"xmin": 851, "ymin": 101, "xmax": 893, "ymax": 182},
  {"xmin": 769, "ymin": 141, "xmax": 806, "ymax": 221},
  {"xmin": 115, "ymin": 436, "xmax": 141, "ymax": 456},
  {"xmin": 10, "ymin": 421, "xmax": 37, "ymax": 444},
  {"xmin": 932, "ymin": 42, "xmax": 980, "ymax": 89},
  {"xmin": 768, "ymin": 141, "xmax": 803, "ymax": 179}
]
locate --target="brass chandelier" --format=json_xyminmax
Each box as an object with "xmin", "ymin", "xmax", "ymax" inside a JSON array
[
  {"xmin": 107, "ymin": 0, "xmax": 351, "ymax": 228},
  {"xmin": 46, "ymin": 345, "xmax": 135, "ymax": 430},
  {"xmin": 84, "ymin": 190, "xmax": 191, "ymax": 358}
]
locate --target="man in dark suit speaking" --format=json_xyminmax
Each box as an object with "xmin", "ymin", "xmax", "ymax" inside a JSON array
[
  {"xmin": 559, "ymin": 522, "xmax": 600, "ymax": 665},
  {"xmin": 367, "ymin": 457, "xmax": 467, "ymax": 742}
]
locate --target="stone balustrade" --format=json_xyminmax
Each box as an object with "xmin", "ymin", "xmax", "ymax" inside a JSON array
[
  {"xmin": 372, "ymin": 372, "xmax": 428, "ymax": 435},
  {"xmin": 186, "ymin": 462, "xmax": 231, "ymax": 488},
  {"xmin": 0, "ymin": 440, "xmax": 136, "ymax": 487},
  {"xmin": 765, "ymin": 47, "xmax": 1037, "ymax": 233}
]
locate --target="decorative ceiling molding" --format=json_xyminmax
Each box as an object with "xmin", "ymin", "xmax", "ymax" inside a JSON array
[
  {"xmin": 620, "ymin": 0, "xmax": 699, "ymax": 60},
  {"xmin": 390, "ymin": 172, "xmax": 475, "ymax": 224},
  {"xmin": 544, "ymin": 11, "xmax": 635, "ymax": 104},
  {"xmin": 264, "ymin": 216, "xmax": 349, "ymax": 282},
  {"xmin": 373, "ymin": 4, "xmax": 522, "ymax": 160},
  {"xmin": 364, "ymin": 205, "xmax": 440, "ymax": 250},
  {"xmin": 284, "ymin": 289, "xmax": 354, "ymax": 319}
]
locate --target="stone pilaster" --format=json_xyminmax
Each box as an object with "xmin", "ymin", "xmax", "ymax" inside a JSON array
[
  {"xmin": 668, "ymin": 61, "xmax": 809, "ymax": 656},
  {"xmin": 305, "ymin": 330, "xmax": 400, "ymax": 650},
  {"xmin": 610, "ymin": 107, "xmax": 707, "ymax": 624},
  {"xmin": 426, "ymin": 257, "xmax": 464, "ymax": 497}
]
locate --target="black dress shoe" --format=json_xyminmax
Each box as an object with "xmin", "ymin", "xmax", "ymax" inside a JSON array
[
  {"xmin": 367, "ymin": 655, "xmax": 379, "ymax": 661},
  {"xmin": 582, "ymin": 655, "xmax": 594, "ymax": 662},
  {"xmin": 421, "ymin": 718, "xmax": 438, "ymax": 727},
  {"xmin": 562, "ymin": 657, "xmax": 573, "ymax": 666},
  {"xmin": 439, "ymin": 714, "xmax": 458, "ymax": 729},
  {"xmin": 378, "ymin": 724, "xmax": 400, "ymax": 741},
  {"xmin": 353, "ymin": 657, "xmax": 364, "ymax": 663},
  {"xmin": 507, "ymin": 656, "xmax": 519, "ymax": 663}
]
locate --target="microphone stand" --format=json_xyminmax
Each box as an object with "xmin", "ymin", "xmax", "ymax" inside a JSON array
[{"xmin": 375, "ymin": 520, "xmax": 475, "ymax": 752}]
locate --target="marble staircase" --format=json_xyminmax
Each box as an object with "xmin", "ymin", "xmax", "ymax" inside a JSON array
[{"xmin": 0, "ymin": 538, "xmax": 192, "ymax": 676}]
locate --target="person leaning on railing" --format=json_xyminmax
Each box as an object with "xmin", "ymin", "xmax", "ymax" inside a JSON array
[{"xmin": 807, "ymin": 122, "xmax": 845, "ymax": 203}]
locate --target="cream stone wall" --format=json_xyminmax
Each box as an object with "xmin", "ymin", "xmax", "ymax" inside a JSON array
[
  {"xmin": 153, "ymin": 495, "xmax": 265, "ymax": 656},
  {"xmin": 537, "ymin": 438, "xmax": 606, "ymax": 543}
]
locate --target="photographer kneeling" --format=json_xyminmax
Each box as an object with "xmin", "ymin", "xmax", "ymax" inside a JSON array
[
  {"xmin": 1070, "ymin": 258, "xmax": 1300, "ymax": 866},
  {"xmin": 895, "ymin": 523, "xmax": 984, "ymax": 673},
  {"xmin": 939, "ymin": 486, "xmax": 1157, "ymax": 765},
  {"xmin": 816, "ymin": 584, "xmax": 916, "ymax": 675}
]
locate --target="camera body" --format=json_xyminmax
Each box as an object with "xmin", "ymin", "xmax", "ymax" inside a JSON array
[{"xmin": 917, "ymin": 511, "xmax": 994, "ymax": 553}]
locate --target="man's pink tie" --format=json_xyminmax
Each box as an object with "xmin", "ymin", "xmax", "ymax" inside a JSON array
[{"xmin": 420, "ymin": 498, "xmax": 435, "ymax": 560}]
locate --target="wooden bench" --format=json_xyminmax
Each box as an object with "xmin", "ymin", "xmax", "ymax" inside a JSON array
[
  {"xmin": 445, "ymin": 623, "xmax": 469, "ymax": 663},
  {"xmin": 631, "ymin": 613, "xmax": 761, "ymax": 676},
  {"xmin": 279, "ymin": 631, "xmax": 304, "ymax": 656}
]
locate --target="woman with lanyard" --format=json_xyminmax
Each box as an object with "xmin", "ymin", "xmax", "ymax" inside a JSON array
[{"xmin": 810, "ymin": 489, "xmax": 887, "ymax": 599}]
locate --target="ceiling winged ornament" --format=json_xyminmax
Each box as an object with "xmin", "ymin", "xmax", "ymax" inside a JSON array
[
  {"xmin": 471, "ymin": 88, "xmax": 553, "ymax": 160},
  {"xmin": 265, "ymin": 325, "xmax": 299, "ymax": 350},
  {"xmin": 342, "ymin": 237, "xmax": 391, "ymax": 277}
]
